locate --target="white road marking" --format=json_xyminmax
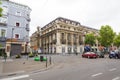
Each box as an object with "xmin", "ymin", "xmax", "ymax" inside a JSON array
[
  {"xmin": 0, "ymin": 75, "xmax": 29, "ymax": 80},
  {"xmin": 2, "ymin": 59, "xmax": 13, "ymax": 62},
  {"xmin": 92, "ymin": 73, "xmax": 103, "ymax": 77},
  {"xmin": 112, "ymin": 77, "xmax": 120, "ymax": 80},
  {"xmin": 109, "ymin": 68, "xmax": 117, "ymax": 71}
]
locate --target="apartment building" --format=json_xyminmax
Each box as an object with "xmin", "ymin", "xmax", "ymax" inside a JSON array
[{"xmin": 0, "ymin": 0, "xmax": 31, "ymax": 56}]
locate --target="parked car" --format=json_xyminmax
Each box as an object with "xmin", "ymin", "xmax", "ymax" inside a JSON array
[
  {"xmin": 109, "ymin": 51, "xmax": 116, "ymax": 59},
  {"xmin": 116, "ymin": 52, "xmax": 120, "ymax": 59},
  {"xmin": 109, "ymin": 51, "xmax": 120, "ymax": 59},
  {"xmin": 97, "ymin": 51, "xmax": 104, "ymax": 58},
  {"xmin": 82, "ymin": 52, "xmax": 98, "ymax": 58}
]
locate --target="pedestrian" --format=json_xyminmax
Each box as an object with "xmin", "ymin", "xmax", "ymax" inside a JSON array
[{"xmin": 4, "ymin": 53, "xmax": 7, "ymax": 62}]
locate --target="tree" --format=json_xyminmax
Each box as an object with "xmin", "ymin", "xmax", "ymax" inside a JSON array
[
  {"xmin": 113, "ymin": 33, "xmax": 120, "ymax": 47},
  {"xmin": 98, "ymin": 25, "xmax": 115, "ymax": 47},
  {"xmin": 85, "ymin": 33, "xmax": 96, "ymax": 46},
  {"xmin": 0, "ymin": 1, "xmax": 3, "ymax": 17}
]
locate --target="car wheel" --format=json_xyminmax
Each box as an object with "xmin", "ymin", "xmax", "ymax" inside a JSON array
[{"xmin": 88, "ymin": 56, "xmax": 90, "ymax": 58}]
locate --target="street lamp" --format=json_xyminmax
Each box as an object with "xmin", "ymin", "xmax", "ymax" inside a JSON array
[{"xmin": 10, "ymin": 28, "xmax": 14, "ymax": 57}]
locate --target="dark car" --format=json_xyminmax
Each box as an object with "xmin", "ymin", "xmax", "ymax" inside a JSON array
[
  {"xmin": 109, "ymin": 51, "xmax": 117, "ymax": 59},
  {"xmin": 82, "ymin": 52, "xmax": 98, "ymax": 58},
  {"xmin": 116, "ymin": 52, "xmax": 120, "ymax": 59}
]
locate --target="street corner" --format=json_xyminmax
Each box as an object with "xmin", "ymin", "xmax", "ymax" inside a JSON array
[{"xmin": 0, "ymin": 58, "xmax": 54, "ymax": 77}]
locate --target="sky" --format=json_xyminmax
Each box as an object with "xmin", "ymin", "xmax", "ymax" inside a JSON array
[{"xmin": 10, "ymin": 0, "xmax": 120, "ymax": 36}]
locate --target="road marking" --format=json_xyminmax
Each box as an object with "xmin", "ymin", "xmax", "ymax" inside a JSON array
[
  {"xmin": 92, "ymin": 73, "xmax": 103, "ymax": 77},
  {"xmin": 109, "ymin": 68, "xmax": 117, "ymax": 71},
  {"xmin": 0, "ymin": 75, "xmax": 29, "ymax": 80},
  {"xmin": 112, "ymin": 77, "xmax": 120, "ymax": 80},
  {"xmin": 2, "ymin": 59, "xmax": 13, "ymax": 62}
]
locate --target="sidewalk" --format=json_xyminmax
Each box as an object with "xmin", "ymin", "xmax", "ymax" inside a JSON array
[{"xmin": 0, "ymin": 58, "xmax": 52, "ymax": 77}]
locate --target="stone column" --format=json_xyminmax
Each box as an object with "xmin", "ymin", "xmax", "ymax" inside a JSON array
[
  {"xmin": 56, "ymin": 32, "xmax": 60, "ymax": 45},
  {"xmin": 56, "ymin": 32, "xmax": 61, "ymax": 54}
]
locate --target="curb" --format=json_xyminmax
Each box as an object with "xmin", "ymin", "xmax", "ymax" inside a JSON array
[
  {"xmin": 0, "ymin": 63, "xmax": 54, "ymax": 78},
  {"xmin": 29, "ymin": 64, "xmax": 54, "ymax": 74}
]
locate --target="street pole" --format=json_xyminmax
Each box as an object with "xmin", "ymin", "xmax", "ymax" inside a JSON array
[{"xmin": 46, "ymin": 56, "xmax": 48, "ymax": 68}]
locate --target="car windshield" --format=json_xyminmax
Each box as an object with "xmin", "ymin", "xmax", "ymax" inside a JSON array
[{"xmin": 85, "ymin": 52, "xmax": 95, "ymax": 54}]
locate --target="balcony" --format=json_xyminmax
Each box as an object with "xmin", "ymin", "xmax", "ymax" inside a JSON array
[
  {"xmin": 0, "ymin": 17, "xmax": 7, "ymax": 26},
  {"xmin": 68, "ymin": 41, "xmax": 72, "ymax": 45},
  {"xmin": 26, "ymin": 16, "xmax": 31, "ymax": 22},
  {"xmin": 73, "ymin": 41, "xmax": 77, "ymax": 45},
  {"xmin": 0, "ymin": 22, "xmax": 7, "ymax": 26},
  {"xmin": 60, "ymin": 39, "xmax": 66, "ymax": 44},
  {"xmin": 52, "ymin": 39, "xmax": 57, "ymax": 44},
  {"xmin": 79, "ymin": 41, "xmax": 83, "ymax": 45},
  {"xmin": 25, "ymin": 27, "xmax": 30, "ymax": 31}
]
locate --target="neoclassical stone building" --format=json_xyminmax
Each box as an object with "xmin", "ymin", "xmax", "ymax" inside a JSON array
[{"xmin": 31, "ymin": 17, "xmax": 99, "ymax": 54}]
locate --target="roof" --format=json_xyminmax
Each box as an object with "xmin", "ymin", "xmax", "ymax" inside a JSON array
[
  {"xmin": 1, "ymin": 0, "xmax": 31, "ymax": 10},
  {"xmin": 41, "ymin": 17, "xmax": 99, "ymax": 32}
]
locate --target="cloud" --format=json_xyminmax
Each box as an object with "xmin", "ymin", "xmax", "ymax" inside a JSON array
[{"xmin": 10, "ymin": 0, "xmax": 120, "ymax": 35}]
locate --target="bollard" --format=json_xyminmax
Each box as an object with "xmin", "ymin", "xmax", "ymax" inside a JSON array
[{"xmin": 40, "ymin": 56, "xmax": 44, "ymax": 62}]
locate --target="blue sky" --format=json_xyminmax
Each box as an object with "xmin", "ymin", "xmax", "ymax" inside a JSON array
[{"xmin": 11, "ymin": 0, "xmax": 120, "ymax": 36}]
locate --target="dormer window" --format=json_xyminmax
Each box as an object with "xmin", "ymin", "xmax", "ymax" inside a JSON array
[
  {"xmin": 16, "ymin": 22, "xmax": 20, "ymax": 27},
  {"xmin": 16, "ymin": 11, "xmax": 21, "ymax": 16}
]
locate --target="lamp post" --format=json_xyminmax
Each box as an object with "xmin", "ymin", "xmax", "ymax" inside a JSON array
[{"xmin": 10, "ymin": 28, "xmax": 14, "ymax": 57}]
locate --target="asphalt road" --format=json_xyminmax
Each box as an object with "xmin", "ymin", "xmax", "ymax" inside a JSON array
[{"xmin": 1, "ymin": 54, "xmax": 120, "ymax": 80}]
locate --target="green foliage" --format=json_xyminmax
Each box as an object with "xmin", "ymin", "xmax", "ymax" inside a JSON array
[
  {"xmin": 85, "ymin": 33, "xmax": 96, "ymax": 46},
  {"xmin": 28, "ymin": 52, "xmax": 34, "ymax": 57},
  {"xmin": 98, "ymin": 25, "xmax": 115, "ymax": 47},
  {"xmin": 113, "ymin": 33, "xmax": 120, "ymax": 47},
  {"xmin": 0, "ymin": 44, "xmax": 2, "ymax": 48},
  {"xmin": 0, "ymin": 1, "xmax": 3, "ymax": 17},
  {"xmin": 15, "ymin": 54, "xmax": 21, "ymax": 58}
]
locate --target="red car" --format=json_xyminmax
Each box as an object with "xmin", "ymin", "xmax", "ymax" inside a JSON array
[{"xmin": 82, "ymin": 52, "xmax": 98, "ymax": 58}]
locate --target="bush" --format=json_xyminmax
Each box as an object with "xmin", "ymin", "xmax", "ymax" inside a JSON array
[
  {"xmin": 15, "ymin": 54, "xmax": 21, "ymax": 58},
  {"xmin": 28, "ymin": 52, "xmax": 34, "ymax": 57}
]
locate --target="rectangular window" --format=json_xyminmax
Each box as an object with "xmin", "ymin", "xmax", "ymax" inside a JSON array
[
  {"xmin": 15, "ymin": 34, "xmax": 19, "ymax": 39},
  {"xmin": 16, "ymin": 11, "xmax": 21, "ymax": 16},
  {"xmin": 67, "ymin": 33, "xmax": 71, "ymax": 40},
  {"xmin": 1, "ymin": 29, "xmax": 6, "ymax": 37},
  {"xmin": 27, "ymin": 14, "xmax": 29, "ymax": 17},
  {"xmin": 61, "ymin": 33, "xmax": 64, "ymax": 39},
  {"xmin": 16, "ymin": 22, "xmax": 20, "ymax": 27}
]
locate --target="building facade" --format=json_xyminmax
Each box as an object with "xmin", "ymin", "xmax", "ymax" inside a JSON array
[
  {"xmin": 31, "ymin": 17, "xmax": 99, "ymax": 54},
  {"xmin": 0, "ymin": 0, "xmax": 31, "ymax": 56}
]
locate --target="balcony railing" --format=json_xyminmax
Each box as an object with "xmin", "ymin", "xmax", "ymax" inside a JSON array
[
  {"xmin": 68, "ymin": 41, "xmax": 72, "ymax": 45},
  {"xmin": 73, "ymin": 41, "xmax": 77, "ymax": 45},
  {"xmin": 60, "ymin": 39, "xmax": 66, "ymax": 44},
  {"xmin": 52, "ymin": 39, "xmax": 57, "ymax": 44},
  {"xmin": 79, "ymin": 41, "xmax": 83, "ymax": 45}
]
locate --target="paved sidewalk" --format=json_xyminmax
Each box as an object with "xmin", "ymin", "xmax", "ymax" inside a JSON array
[{"xmin": 0, "ymin": 58, "xmax": 52, "ymax": 77}]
